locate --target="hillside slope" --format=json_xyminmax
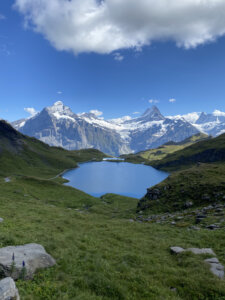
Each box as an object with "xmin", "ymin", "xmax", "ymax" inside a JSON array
[
  {"xmin": 151, "ymin": 133, "xmax": 225, "ymax": 171},
  {"xmin": 138, "ymin": 133, "xmax": 225, "ymax": 214},
  {"xmin": 0, "ymin": 120, "xmax": 106, "ymax": 178},
  {"xmin": 122, "ymin": 133, "xmax": 209, "ymax": 164}
]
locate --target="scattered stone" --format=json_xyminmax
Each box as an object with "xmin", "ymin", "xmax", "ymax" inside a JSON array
[
  {"xmin": 202, "ymin": 194, "xmax": 210, "ymax": 201},
  {"xmin": 146, "ymin": 188, "xmax": 160, "ymax": 200},
  {"xmin": 205, "ymin": 258, "xmax": 224, "ymax": 279},
  {"xmin": 4, "ymin": 178, "xmax": 10, "ymax": 183},
  {"xmin": 186, "ymin": 248, "xmax": 216, "ymax": 255},
  {"xmin": 129, "ymin": 219, "xmax": 134, "ymax": 223},
  {"xmin": 206, "ymin": 224, "xmax": 220, "ymax": 230},
  {"xmin": 190, "ymin": 226, "xmax": 200, "ymax": 230},
  {"xmin": 170, "ymin": 287, "xmax": 177, "ymax": 292},
  {"xmin": 170, "ymin": 247, "xmax": 185, "ymax": 254},
  {"xmin": 184, "ymin": 201, "xmax": 193, "ymax": 208},
  {"xmin": 0, "ymin": 218, "xmax": 3, "ymax": 223},
  {"xmin": 0, "ymin": 277, "xmax": 20, "ymax": 300},
  {"xmin": 171, "ymin": 221, "xmax": 176, "ymax": 225},
  {"xmin": 0, "ymin": 243, "xmax": 56, "ymax": 280}
]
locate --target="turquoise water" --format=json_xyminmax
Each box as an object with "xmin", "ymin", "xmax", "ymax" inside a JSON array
[{"xmin": 63, "ymin": 161, "xmax": 168, "ymax": 198}]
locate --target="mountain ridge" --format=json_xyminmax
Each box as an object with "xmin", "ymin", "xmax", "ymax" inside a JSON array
[{"xmin": 12, "ymin": 102, "xmax": 207, "ymax": 155}]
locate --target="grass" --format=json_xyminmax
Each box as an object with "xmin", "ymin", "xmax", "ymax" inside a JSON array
[
  {"xmin": 121, "ymin": 133, "xmax": 208, "ymax": 164},
  {"xmin": 1, "ymin": 176, "xmax": 225, "ymax": 299},
  {"xmin": 150, "ymin": 133, "xmax": 225, "ymax": 171},
  {"xmin": 1, "ymin": 121, "xmax": 225, "ymax": 299},
  {"xmin": 138, "ymin": 162, "xmax": 225, "ymax": 214}
]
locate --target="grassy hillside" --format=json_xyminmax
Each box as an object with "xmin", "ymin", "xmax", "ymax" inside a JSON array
[
  {"xmin": 1, "ymin": 121, "xmax": 225, "ymax": 299},
  {"xmin": 1, "ymin": 174, "xmax": 225, "ymax": 300},
  {"xmin": 138, "ymin": 133, "xmax": 225, "ymax": 214},
  {"xmin": 151, "ymin": 133, "xmax": 225, "ymax": 171},
  {"xmin": 0, "ymin": 120, "xmax": 106, "ymax": 178},
  {"xmin": 140, "ymin": 133, "xmax": 208, "ymax": 161},
  {"xmin": 121, "ymin": 133, "xmax": 208, "ymax": 164}
]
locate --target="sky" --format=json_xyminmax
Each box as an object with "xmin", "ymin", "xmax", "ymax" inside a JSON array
[{"xmin": 1, "ymin": 0, "xmax": 225, "ymax": 121}]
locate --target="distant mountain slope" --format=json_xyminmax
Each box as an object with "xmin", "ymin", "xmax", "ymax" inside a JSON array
[
  {"xmin": 12, "ymin": 102, "xmax": 201, "ymax": 155},
  {"xmin": 170, "ymin": 109, "xmax": 225, "ymax": 137},
  {"xmin": 122, "ymin": 133, "xmax": 209, "ymax": 163},
  {"xmin": 0, "ymin": 120, "xmax": 106, "ymax": 178},
  {"xmin": 151, "ymin": 132, "xmax": 225, "ymax": 171}
]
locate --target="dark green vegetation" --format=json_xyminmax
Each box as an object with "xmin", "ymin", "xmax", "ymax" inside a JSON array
[
  {"xmin": 138, "ymin": 133, "xmax": 225, "ymax": 214},
  {"xmin": 151, "ymin": 133, "xmax": 225, "ymax": 171},
  {"xmin": 121, "ymin": 133, "xmax": 209, "ymax": 164},
  {"xmin": 1, "ymin": 121, "xmax": 225, "ymax": 299},
  {"xmin": 0, "ymin": 120, "xmax": 106, "ymax": 178}
]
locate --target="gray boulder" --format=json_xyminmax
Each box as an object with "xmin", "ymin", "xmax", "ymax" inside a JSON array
[
  {"xmin": 0, "ymin": 243, "xmax": 56, "ymax": 280},
  {"xmin": 205, "ymin": 258, "xmax": 224, "ymax": 279},
  {"xmin": 187, "ymin": 248, "xmax": 216, "ymax": 255},
  {"xmin": 170, "ymin": 247, "xmax": 185, "ymax": 254},
  {"xmin": 0, "ymin": 277, "xmax": 20, "ymax": 300}
]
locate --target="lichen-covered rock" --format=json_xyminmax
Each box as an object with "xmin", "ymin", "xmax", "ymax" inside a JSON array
[
  {"xmin": 0, "ymin": 243, "xmax": 56, "ymax": 280},
  {"xmin": 0, "ymin": 277, "xmax": 20, "ymax": 299}
]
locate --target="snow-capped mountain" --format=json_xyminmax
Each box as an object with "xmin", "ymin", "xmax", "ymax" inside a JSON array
[
  {"xmin": 13, "ymin": 101, "xmax": 130, "ymax": 156},
  {"xmin": 168, "ymin": 109, "xmax": 225, "ymax": 137},
  {"xmin": 12, "ymin": 102, "xmax": 202, "ymax": 155}
]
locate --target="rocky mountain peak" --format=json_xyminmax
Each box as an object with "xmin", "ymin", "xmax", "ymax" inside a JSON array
[
  {"xmin": 46, "ymin": 101, "xmax": 74, "ymax": 117},
  {"xmin": 140, "ymin": 106, "xmax": 165, "ymax": 122}
]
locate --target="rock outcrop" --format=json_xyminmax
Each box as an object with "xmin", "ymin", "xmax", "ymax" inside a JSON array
[{"xmin": 0, "ymin": 243, "xmax": 56, "ymax": 280}]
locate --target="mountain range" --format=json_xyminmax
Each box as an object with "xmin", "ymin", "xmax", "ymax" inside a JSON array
[{"xmin": 12, "ymin": 101, "xmax": 225, "ymax": 156}]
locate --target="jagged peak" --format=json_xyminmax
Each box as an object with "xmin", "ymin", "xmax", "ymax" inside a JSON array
[
  {"xmin": 140, "ymin": 105, "xmax": 165, "ymax": 121},
  {"xmin": 46, "ymin": 101, "xmax": 74, "ymax": 117},
  {"xmin": 142, "ymin": 105, "xmax": 160, "ymax": 117}
]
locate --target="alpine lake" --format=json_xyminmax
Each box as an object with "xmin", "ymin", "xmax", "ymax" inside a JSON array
[{"xmin": 63, "ymin": 159, "xmax": 168, "ymax": 198}]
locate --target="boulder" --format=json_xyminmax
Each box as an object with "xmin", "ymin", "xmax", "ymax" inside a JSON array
[
  {"xmin": 170, "ymin": 247, "xmax": 185, "ymax": 254},
  {"xmin": 205, "ymin": 258, "xmax": 224, "ymax": 279},
  {"xmin": 0, "ymin": 243, "xmax": 56, "ymax": 280},
  {"xmin": 0, "ymin": 277, "xmax": 20, "ymax": 299},
  {"xmin": 186, "ymin": 248, "xmax": 216, "ymax": 255}
]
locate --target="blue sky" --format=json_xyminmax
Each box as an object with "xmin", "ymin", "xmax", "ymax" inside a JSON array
[{"xmin": 1, "ymin": 0, "xmax": 225, "ymax": 121}]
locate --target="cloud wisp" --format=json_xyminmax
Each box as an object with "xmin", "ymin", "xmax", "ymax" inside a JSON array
[
  {"xmin": 14, "ymin": 0, "xmax": 225, "ymax": 55},
  {"xmin": 169, "ymin": 98, "xmax": 176, "ymax": 103},
  {"xmin": 149, "ymin": 99, "xmax": 159, "ymax": 104},
  {"xmin": 89, "ymin": 109, "xmax": 103, "ymax": 117},
  {"xmin": 24, "ymin": 107, "xmax": 38, "ymax": 117}
]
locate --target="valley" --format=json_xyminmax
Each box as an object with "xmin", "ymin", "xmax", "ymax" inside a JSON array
[{"xmin": 0, "ymin": 120, "xmax": 225, "ymax": 299}]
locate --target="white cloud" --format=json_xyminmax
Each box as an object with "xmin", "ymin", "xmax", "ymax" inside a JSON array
[
  {"xmin": 24, "ymin": 107, "xmax": 38, "ymax": 117},
  {"xmin": 0, "ymin": 14, "xmax": 5, "ymax": 20},
  {"xmin": 90, "ymin": 109, "xmax": 103, "ymax": 117},
  {"xmin": 14, "ymin": 0, "xmax": 225, "ymax": 55},
  {"xmin": 57, "ymin": 91, "xmax": 62, "ymax": 94},
  {"xmin": 113, "ymin": 52, "xmax": 124, "ymax": 61},
  {"xmin": 213, "ymin": 109, "xmax": 225, "ymax": 117},
  {"xmin": 169, "ymin": 98, "xmax": 176, "ymax": 103},
  {"xmin": 133, "ymin": 111, "xmax": 140, "ymax": 115},
  {"xmin": 149, "ymin": 99, "xmax": 159, "ymax": 104}
]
